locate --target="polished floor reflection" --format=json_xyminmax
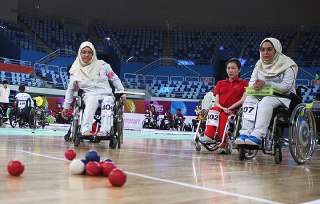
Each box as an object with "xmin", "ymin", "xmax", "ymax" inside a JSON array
[{"xmin": 0, "ymin": 132, "xmax": 320, "ymax": 204}]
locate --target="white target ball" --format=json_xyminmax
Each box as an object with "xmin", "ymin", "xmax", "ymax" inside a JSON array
[{"xmin": 69, "ymin": 159, "xmax": 85, "ymax": 175}]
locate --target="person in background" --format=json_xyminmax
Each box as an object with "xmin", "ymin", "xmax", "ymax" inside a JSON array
[
  {"xmin": 202, "ymin": 86, "xmax": 215, "ymax": 111},
  {"xmin": 0, "ymin": 80, "xmax": 10, "ymax": 117},
  {"xmin": 174, "ymin": 109, "xmax": 185, "ymax": 130},
  {"xmin": 33, "ymin": 95, "xmax": 48, "ymax": 110},
  {"xmin": 14, "ymin": 84, "xmax": 34, "ymax": 123},
  {"xmin": 194, "ymin": 100, "xmax": 202, "ymax": 116},
  {"xmin": 200, "ymin": 58, "xmax": 248, "ymax": 154}
]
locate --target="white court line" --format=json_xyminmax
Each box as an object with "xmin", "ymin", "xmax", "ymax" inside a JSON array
[
  {"xmin": 16, "ymin": 149, "xmax": 282, "ymax": 204},
  {"xmin": 302, "ymin": 200, "xmax": 320, "ymax": 204},
  {"xmin": 16, "ymin": 149, "xmax": 68, "ymax": 162}
]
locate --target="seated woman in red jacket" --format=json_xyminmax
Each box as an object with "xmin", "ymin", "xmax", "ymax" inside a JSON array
[{"xmin": 199, "ymin": 58, "xmax": 248, "ymax": 153}]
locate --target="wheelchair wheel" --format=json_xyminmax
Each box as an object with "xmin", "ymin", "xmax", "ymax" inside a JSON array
[
  {"xmin": 288, "ymin": 104, "xmax": 317, "ymax": 164},
  {"xmin": 238, "ymin": 149, "xmax": 258, "ymax": 161},
  {"xmin": 244, "ymin": 149, "xmax": 258, "ymax": 160},
  {"xmin": 37, "ymin": 109, "xmax": 46, "ymax": 129},
  {"xmin": 109, "ymin": 135, "xmax": 118, "ymax": 149},
  {"xmin": 74, "ymin": 134, "xmax": 81, "ymax": 147},
  {"xmin": 29, "ymin": 108, "xmax": 37, "ymax": 129},
  {"xmin": 238, "ymin": 149, "xmax": 246, "ymax": 161},
  {"xmin": 116, "ymin": 118, "xmax": 124, "ymax": 148},
  {"xmin": 194, "ymin": 137, "xmax": 202, "ymax": 152},
  {"xmin": 9, "ymin": 110, "xmax": 17, "ymax": 128},
  {"xmin": 275, "ymin": 147, "xmax": 282, "ymax": 164}
]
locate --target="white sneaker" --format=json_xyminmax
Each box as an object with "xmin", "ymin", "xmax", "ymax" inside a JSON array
[{"xmin": 199, "ymin": 135, "xmax": 216, "ymax": 143}]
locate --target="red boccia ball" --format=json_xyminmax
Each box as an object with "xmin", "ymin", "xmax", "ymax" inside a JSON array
[
  {"xmin": 99, "ymin": 160, "xmax": 106, "ymax": 174},
  {"xmin": 108, "ymin": 168, "xmax": 127, "ymax": 187},
  {"xmin": 65, "ymin": 148, "xmax": 76, "ymax": 161},
  {"xmin": 85, "ymin": 161, "xmax": 101, "ymax": 176},
  {"xmin": 7, "ymin": 160, "xmax": 25, "ymax": 176},
  {"xmin": 102, "ymin": 162, "xmax": 116, "ymax": 177}
]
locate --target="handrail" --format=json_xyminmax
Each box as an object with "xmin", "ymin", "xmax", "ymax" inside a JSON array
[
  {"xmin": 0, "ymin": 57, "xmax": 32, "ymax": 66},
  {"xmin": 134, "ymin": 57, "xmax": 200, "ymax": 77},
  {"xmin": 35, "ymin": 49, "xmax": 77, "ymax": 64}
]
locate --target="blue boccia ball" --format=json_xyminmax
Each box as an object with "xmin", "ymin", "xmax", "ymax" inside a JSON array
[
  {"xmin": 85, "ymin": 150, "xmax": 100, "ymax": 162},
  {"xmin": 104, "ymin": 158, "xmax": 113, "ymax": 163},
  {"xmin": 81, "ymin": 158, "xmax": 89, "ymax": 165}
]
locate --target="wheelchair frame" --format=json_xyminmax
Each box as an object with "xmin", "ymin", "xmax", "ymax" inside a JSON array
[
  {"xmin": 70, "ymin": 91, "xmax": 124, "ymax": 149},
  {"xmin": 193, "ymin": 108, "xmax": 258, "ymax": 158}
]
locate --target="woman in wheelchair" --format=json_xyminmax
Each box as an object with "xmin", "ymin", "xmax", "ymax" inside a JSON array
[
  {"xmin": 12, "ymin": 84, "xmax": 35, "ymax": 127},
  {"xmin": 235, "ymin": 38, "xmax": 298, "ymax": 146},
  {"xmin": 198, "ymin": 58, "xmax": 248, "ymax": 152},
  {"xmin": 61, "ymin": 41, "xmax": 125, "ymax": 137}
]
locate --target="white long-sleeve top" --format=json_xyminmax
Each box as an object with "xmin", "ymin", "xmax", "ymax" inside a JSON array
[
  {"xmin": 248, "ymin": 66, "xmax": 297, "ymax": 107},
  {"xmin": 63, "ymin": 62, "xmax": 124, "ymax": 109},
  {"xmin": 0, "ymin": 86, "xmax": 10, "ymax": 103}
]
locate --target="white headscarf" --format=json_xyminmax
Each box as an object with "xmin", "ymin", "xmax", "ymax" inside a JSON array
[
  {"xmin": 256, "ymin": 38, "xmax": 298, "ymax": 78},
  {"xmin": 69, "ymin": 41, "xmax": 103, "ymax": 80}
]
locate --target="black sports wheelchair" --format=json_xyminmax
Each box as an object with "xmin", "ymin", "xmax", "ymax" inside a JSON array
[
  {"xmin": 236, "ymin": 93, "xmax": 317, "ymax": 164},
  {"xmin": 70, "ymin": 89, "xmax": 124, "ymax": 149},
  {"xmin": 8, "ymin": 98, "xmax": 46, "ymax": 129}
]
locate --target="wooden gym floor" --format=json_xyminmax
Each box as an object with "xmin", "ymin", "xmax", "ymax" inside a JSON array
[{"xmin": 0, "ymin": 128, "xmax": 320, "ymax": 204}]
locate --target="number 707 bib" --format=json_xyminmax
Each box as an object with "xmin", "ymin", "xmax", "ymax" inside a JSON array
[{"xmin": 242, "ymin": 102, "xmax": 258, "ymax": 121}]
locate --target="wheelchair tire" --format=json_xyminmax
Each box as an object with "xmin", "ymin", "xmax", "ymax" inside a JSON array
[
  {"xmin": 74, "ymin": 134, "xmax": 81, "ymax": 147},
  {"xmin": 116, "ymin": 118, "xmax": 124, "ymax": 148},
  {"xmin": 29, "ymin": 108, "xmax": 36, "ymax": 130},
  {"xmin": 275, "ymin": 147, "xmax": 282, "ymax": 164},
  {"xmin": 244, "ymin": 149, "xmax": 258, "ymax": 160},
  {"xmin": 195, "ymin": 139, "xmax": 202, "ymax": 152},
  {"xmin": 9, "ymin": 111, "xmax": 17, "ymax": 128},
  {"xmin": 238, "ymin": 149, "xmax": 246, "ymax": 161},
  {"xmin": 288, "ymin": 104, "xmax": 317, "ymax": 164},
  {"xmin": 109, "ymin": 136, "xmax": 118, "ymax": 149}
]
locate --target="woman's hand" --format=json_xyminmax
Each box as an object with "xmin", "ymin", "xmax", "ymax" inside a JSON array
[
  {"xmin": 61, "ymin": 108, "xmax": 69, "ymax": 119},
  {"xmin": 222, "ymin": 107, "xmax": 231, "ymax": 114},
  {"xmin": 253, "ymin": 79, "xmax": 265, "ymax": 91}
]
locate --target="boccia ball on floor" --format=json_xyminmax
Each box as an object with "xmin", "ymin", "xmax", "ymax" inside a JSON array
[
  {"xmin": 102, "ymin": 162, "xmax": 116, "ymax": 177},
  {"xmin": 70, "ymin": 159, "xmax": 85, "ymax": 175},
  {"xmin": 85, "ymin": 161, "xmax": 101, "ymax": 176},
  {"xmin": 104, "ymin": 158, "xmax": 113, "ymax": 163},
  {"xmin": 85, "ymin": 150, "xmax": 100, "ymax": 162},
  {"xmin": 65, "ymin": 148, "xmax": 76, "ymax": 160},
  {"xmin": 81, "ymin": 158, "xmax": 89, "ymax": 166},
  {"xmin": 108, "ymin": 168, "xmax": 127, "ymax": 187},
  {"xmin": 7, "ymin": 160, "xmax": 25, "ymax": 176}
]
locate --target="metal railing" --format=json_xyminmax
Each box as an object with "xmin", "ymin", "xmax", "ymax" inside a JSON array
[
  {"xmin": 134, "ymin": 58, "xmax": 200, "ymax": 77},
  {"xmin": 35, "ymin": 49, "xmax": 77, "ymax": 64}
]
